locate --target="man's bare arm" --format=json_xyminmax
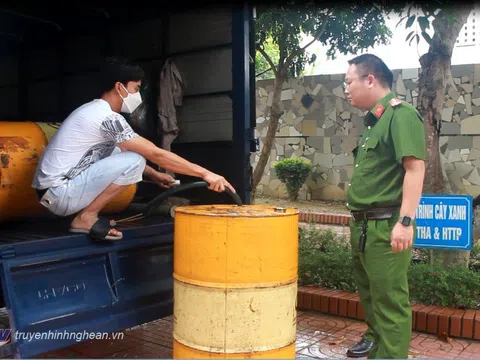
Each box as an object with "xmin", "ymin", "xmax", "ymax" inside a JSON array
[
  {"xmin": 390, "ymin": 156, "xmax": 425, "ymax": 253},
  {"xmin": 120, "ymin": 136, "xmax": 208, "ymax": 177},
  {"xmin": 118, "ymin": 136, "xmax": 235, "ymax": 193},
  {"xmin": 143, "ymin": 164, "xmax": 157, "ymax": 178},
  {"xmin": 399, "ymin": 156, "xmax": 425, "ymax": 219}
]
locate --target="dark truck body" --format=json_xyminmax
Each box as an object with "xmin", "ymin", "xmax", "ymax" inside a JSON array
[{"xmin": 0, "ymin": 3, "xmax": 255, "ymax": 358}]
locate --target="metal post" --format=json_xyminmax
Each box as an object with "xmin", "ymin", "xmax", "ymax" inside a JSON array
[{"xmin": 232, "ymin": 3, "xmax": 254, "ymax": 205}]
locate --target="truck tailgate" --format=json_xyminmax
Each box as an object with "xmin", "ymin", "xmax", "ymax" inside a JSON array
[{"xmin": 0, "ymin": 216, "xmax": 174, "ymax": 358}]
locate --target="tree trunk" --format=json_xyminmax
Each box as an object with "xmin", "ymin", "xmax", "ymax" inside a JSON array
[
  {"xmin": 416, "ymin": 8, "xmax": 472, "ymax": 267},
  {"xmin": 251, "ymin": 68, "xmax": 287, "ymax": 202},
  {"xmin": 417, "ymin": 53, "xmax": 449, "ymax": 195}
]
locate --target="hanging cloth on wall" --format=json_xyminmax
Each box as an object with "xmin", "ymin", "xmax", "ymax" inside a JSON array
[{"xmin": 157, "ymin": 58, "xmax": 184, "ymax": 151}]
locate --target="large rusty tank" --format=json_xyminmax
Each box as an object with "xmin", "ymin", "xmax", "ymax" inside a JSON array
[{"xmin": 0, "ymin": 121, "xmax": 136, "ymax": 223}]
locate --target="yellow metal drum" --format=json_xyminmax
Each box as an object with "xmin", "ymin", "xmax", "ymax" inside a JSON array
[
  {"xmin": 172, "ymin": 205, "xmax": 299, "ymax": 359},
  {"xmin": 0, "ymin": 121, "xmax": 136, "ymax": 223}
]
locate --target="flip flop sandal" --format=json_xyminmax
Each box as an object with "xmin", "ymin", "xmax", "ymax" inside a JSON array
[{"xmin": 70, "ymin": 216, "xmax": 123, "ymax": 241}]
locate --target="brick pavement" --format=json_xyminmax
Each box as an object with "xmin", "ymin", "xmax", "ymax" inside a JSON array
[
  {"xmin": 29, "ymin": 310, "xmax": 479, "ymax": 359},
  {"xmin": 295, "ymin": 311, "xmax": 480, "ymax": 359}
]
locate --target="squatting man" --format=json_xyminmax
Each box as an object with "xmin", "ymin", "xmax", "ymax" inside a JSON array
[{"xmin": 32, "ymin": 57, "xmax": 235, "ymax": 242}]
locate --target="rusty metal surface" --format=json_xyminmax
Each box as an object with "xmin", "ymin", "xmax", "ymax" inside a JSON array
[
  {"xmin": 0, "ymin": 154, "xmax": 9, "ymax": 168},
  {"xmin": 174, "ymin": 204, "xmax": 299, "ymax": 217},
  {"xmin": 0, "ymin": 122, "xmax": 135, "ymax": 223},
  {"xmin": 0, "ymin": 136, "xmax": 29, "ymax": 153}
]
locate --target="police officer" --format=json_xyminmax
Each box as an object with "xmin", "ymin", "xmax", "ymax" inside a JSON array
[{"xmin": 343, "ymin": 54, "xmax": 426, "ymax": 359}]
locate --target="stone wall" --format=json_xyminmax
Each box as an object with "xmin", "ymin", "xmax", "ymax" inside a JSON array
[{"xmin": 252, "ymin": 64, "xmax": 480, "ymax": 201}]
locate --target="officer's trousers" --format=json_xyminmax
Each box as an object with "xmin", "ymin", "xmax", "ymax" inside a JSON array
[{"xmin": 350, "ymin": 216, "xmax": 413, "ymax": 359}]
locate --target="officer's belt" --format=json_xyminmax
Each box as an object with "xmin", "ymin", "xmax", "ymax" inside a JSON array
[{"xmin": 351, "ymin": 206, "xmax": 399, "ymax": 222}]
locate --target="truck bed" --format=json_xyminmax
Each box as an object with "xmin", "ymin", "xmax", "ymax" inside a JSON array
[
  {"xmin": 0, "ymin": 214, "xmax": 175, "ymax": 358},
  {"xmin": 0, "ymin": 214, "xmax": 173, "ymax": 248}
]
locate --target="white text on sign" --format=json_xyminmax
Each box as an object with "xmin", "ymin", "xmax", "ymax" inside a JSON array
[
  {"xmin": 415, "ymin": 203, "xmax": 467, "ymax": 241},
  {"xmin": 416, "ymin": 204, "xmax": 467, "ymax": 220},
  {"xmin": 416, "ymin": 226, "xmax": 463, "ymax": 241}
]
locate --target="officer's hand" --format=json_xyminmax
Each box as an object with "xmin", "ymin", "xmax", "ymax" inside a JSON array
[
  {"xmin": 202, "ymin": 171, "xmax": 236, "ymax": 194},
  {"xmin": 390, "ymin": 222, "xmax": 414, "ymax": 253}
]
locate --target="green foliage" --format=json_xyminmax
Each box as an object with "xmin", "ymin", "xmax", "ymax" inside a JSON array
[
  {"xmin": 298, "ymin": 226, "xmax": 356, "ymax": 292},
  {"xmin": 395, "ymin": 2, "xmax": 469, "ymax": 46},
  {"xmin": 408, "ymin": 263, "xmax": 480, "ymax": 309},
  {"xmin": 273, "ymin": 157, "xmax": 312, "ymax": 200},
  {"xmin": 397, "ymin": 4, "xmax": 435, "ymax": 46},
  {"xmin": 255, "ymin": 37, "xmax": 279, "ymax": 80},
  {"xmin": 469, "ymin": 241, "xmax": 480, "ymax": 271},
  {"xmin": 298, "ymin": 226, "xmax": 480, "ymax": 309},
  {"xmin": 255, "ymin": 2, "xmax": 394, "ymax": 78}
]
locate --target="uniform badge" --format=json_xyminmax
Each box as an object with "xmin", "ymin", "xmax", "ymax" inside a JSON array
[
  {"xmin": 389, "ymin": 98, "xmax": 403, "ymax": 107},
  {"xmin": 374, "ymin": 104, "xmax": 385, "ymax": 118}
]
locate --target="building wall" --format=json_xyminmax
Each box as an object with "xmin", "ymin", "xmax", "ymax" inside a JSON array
[{"xmin": 252, "ymin": 64, "xmax": 480, "ymax": 201}]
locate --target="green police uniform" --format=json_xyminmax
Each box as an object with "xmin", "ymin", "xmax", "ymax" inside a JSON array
[{"xmin": 346, "ymin": 92, "xmax": 425, "ymax": 359}]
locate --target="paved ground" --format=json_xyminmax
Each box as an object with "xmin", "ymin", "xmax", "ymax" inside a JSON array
[
  {"xmin": 295, "ymin": 311, "xmax": 479, "ymax": 359},
  {"xmin": 23, "ymin": 310, "xmax": 478, "ymax": 359}
]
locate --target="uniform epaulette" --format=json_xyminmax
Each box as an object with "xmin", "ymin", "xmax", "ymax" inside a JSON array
[
  {"xmin": 374, "ymin": 104, "xmax": 385, "ymax": 118},
  {"xmin": 389, "ymin": 98, "xmax": 403, "ymax": 107}
]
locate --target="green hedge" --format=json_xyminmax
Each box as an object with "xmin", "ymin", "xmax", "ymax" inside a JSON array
[
  {"xmin": 298, "ymin": 225, "xmax": 480, "ymax": 310},
  {"xmin": 273, "ymin": 158, "xmax": 312, "ymax": 200},
  {"xmin": 299, "ymin": 226, "xmax": 357, "ymax": 292}
]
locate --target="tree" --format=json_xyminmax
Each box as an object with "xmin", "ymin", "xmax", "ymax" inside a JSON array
[
  {"xmin": 255, "ymin": 37, "xmax": 279, "ymax": 80},
  {"xmin": 397, "ymin": 2, "xmax": 473, "ymax": 267},
  {"xmin": 252, "ymin": 2, "xmax": 393, "ymax": 201}
]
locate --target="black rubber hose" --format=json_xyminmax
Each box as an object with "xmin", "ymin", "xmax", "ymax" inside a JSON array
[{"xmin": 128, "ymin": 181, "xmax": 243, "ymax": 217}]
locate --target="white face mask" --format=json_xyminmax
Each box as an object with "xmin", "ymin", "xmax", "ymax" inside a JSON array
[{"xmin": 119, "ymin": 83, "xmax": 142, "ymax": 113}]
